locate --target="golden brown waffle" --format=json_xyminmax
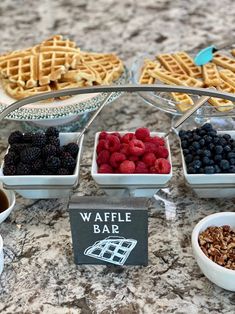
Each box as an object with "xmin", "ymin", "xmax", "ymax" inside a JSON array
[
  {"xmin": 173, "ymin": 52, "xmax": 202, "ymax": 78},
  {"xmin": 171, "ymin": 92, "xmax": 194, "ymax": 112},
  {"xmin": 62, "ymin": 63, "xmax": 97, "ymax": 84},
  {"xmin": 139, "ymin": 60, "xmax": 160, "ymax": 84},
  {"xmin": 157, "ymin": 54, "xmax": 187, "ymax": 75},
  {"xmin": 202, "ymin": 63, "xmax": 221, "ymax": 87},
  {"xmin": 209, "ymin": 80, "xmax": 235, "ymax": 112},
  {"xmin": 219, "ymin": 69, "xmax": 235, "ymax": 88},
  {"xmin": 212, "ymin": 53, "xmax": 235, "ymax": 72},
  {"xmin": 148, "ymin": 67, "xmax": 203, "ymax": 88},
  {"xmin": 3, "ymin": 80, "xmax": 53, "ymax": 100}
]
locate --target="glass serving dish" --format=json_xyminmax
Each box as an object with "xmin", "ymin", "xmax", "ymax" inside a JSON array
[{"xmin": 131, "ymin": 52, "xmax": 235, "ymax": 129}]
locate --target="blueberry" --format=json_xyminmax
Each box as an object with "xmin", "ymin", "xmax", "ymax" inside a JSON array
[
  {"xmin": 204, "ymin": 166, "xmax": 215, "ymax": 174},
  {"xmin": 203, "ymin": 150, "xmax": 211, "ymax": 158},
  {"xmin": 215, "ymin": 145, "xmax": 223, "ymax": 154},
  {"xmin": 185, "ymin": 154, "xmax": 193, "ymax": 164},
  {"xmin": 179, "ymin": 130, "xmax": 187, "ymax": 138},
  {"xmin": 204, "ymin": 135, "xmax": 213, "ymax": 144},
  {"xmin": 208, "ymin": 130, "xmax": 217, "ymax": 137},
  {"xmin": 193, "ymin": 134, "xmax": 201, "ymax": 141},
  {"xmin": 198, "ymin": 129, "xmax": 206, "ymax": 136},
  {"xmin": 229, "ymin": 165, "xmax": 235, "ymax": 173},
  {"xmin": 202, "ymin": 156, "xmax": 210, "ymax": 165},
  {"xmin": 181, "ymin": 140, "xmax": 188, "ymax": 149},
  {"xmin": 188, "ymin": 146, "xmax": 195, "ymax": 153},
  {"xmin": 187, "ymin": 167, "xmax": 196, "ymax": 174},
  {"xmin": 224, "ymin": 145, "xmax": 231, "ymax": 153},
  {"xmin": 202, "ymin": 123, "xmax": 213, "ymax": 131},
  {"xmin": 230, "ymin": 158, "xmax": 235, "ymax": 165},
  {"xmin": 214, "ymin": 165, "xmax": 221, "ymax": 173},
  {"xmin": 218, "ymin": 137, "xmax": 227, "ymax": 146},
  {"xmin": 209, "ymin": 159, "xmax": 215, "ymax": 165},
  {"xmin": 194, "ymin": 155, "xmax": 201, "ymax": 161},
  {"xmin": 192, "ymin": 141, "xmax": 200, "ymax": 150},
  {"xmin": 213, "ymin": 137, "xmax": 220, "ymax": 144},
  {"xmin": 223, "ymin": 134, "xmax": 231, "ymax": 141},
  {"xmin": 183, "ymin": 149, "xmax": 190, "ymax": 155},
  {"xmin": 198, "ymin": 168, "xmax": 204, "ymax": 174},
  {"xmin": 192, "ymin": 159, "xmax": 202, "ymax": 170},
  {"xmin": 214, "ymin": 154, "xmax": 222, "ymax": 163},
  {"xmin": 199, "ymin": 138, "xmax": 205, "ymax": 146},
  {"xmin": 209, "ymin": 143, "xmax": 215, "ymax": 151},
  {"xmin": 220, "ymin": 159, "xmax": 230, "ymax": 171},
  {"xmin": 197, "ymin": 149, "xmax": 204, "ymax": 156}
]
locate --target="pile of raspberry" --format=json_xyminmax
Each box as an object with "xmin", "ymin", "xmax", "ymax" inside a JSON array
[
  {"xmin": 96, "ymin": 128, "xmax": 171, "ymax": 174},
  {"xmin": 3, "ymin": 127, "xmax": 79, "ymax": 176}
]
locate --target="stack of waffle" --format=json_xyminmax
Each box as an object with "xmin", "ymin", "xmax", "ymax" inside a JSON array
[
  {"xmin": 139, "ymin": 51, "xmax": 235, "ymax": 112},
  {"xmin": 0, "ymin": 35, "xmax": 124, "ymax": 100}
]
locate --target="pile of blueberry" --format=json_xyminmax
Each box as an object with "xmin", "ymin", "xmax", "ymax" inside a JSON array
[
  {"xmin": 179, "ymin": 123, "xmax": 235, "ymax": 174},
  {"xmin": 3, "ymin": 127, "xmax": 79, "ymax": 176}
]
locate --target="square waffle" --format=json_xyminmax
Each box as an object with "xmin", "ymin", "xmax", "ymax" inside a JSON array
[{"xmin": 84, "ymin": 236, "xmax": 137, "ymax": 265}]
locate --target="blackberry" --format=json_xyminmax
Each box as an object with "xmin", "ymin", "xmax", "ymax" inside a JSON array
[
  {"xmin": 31, "ymin": 159, "xmax": 44, "ymax": 174},
  {"xmin": 45, "ymin": 156, "xmax": 61, "ymax": 172},
  {"xmin": 3, "ymin": 164, "xmax": 16, "ymax": 176},
  {"xmin": 62, "ymin": 154, "xmax": 76, "ymax": 172},
  {"xmin": 47, "ymin": 136, "xmax": 60, "ymax": 147},
  {"xmin": 4, "ymin": 152, "xmax": 17, "ymax": 165},
  {"xmin": 32, "ymin": 132, "xmax": 47, "ymax": 148},
  {"xmin": 40, "ymin": 168, "xmax": 54, "ymax": 175},
  {"xmin": 45, "ymin": 127, "xmax": 59, "ymax": 138},
  {"xmin": 8, "ymin": 131, "xmax": 23, "ymax": 145},
  {"xmin": 20, "ymin": 147, "xmax": 41, "ymax": 163},
  {"xmin": 42, "ymin": 144, "xmax": 58, "ymax": 159},
  {"xmin": 23, "ymin": 132, "xmax": 33, "ymax": 143},
  {"xmin": 63, "ymin": 142, "xmax": 79, "ymax": 158},
  {"xmin": 16, "ymin": 162, "xmax": 31, "ymax": 175},
  {"xmin": 10, "ymin": 143, "xmax": 29, "ymax": 154},
  {"xmin": 57, "ymin": 168, "xmax": 70, "ymax": 175}
]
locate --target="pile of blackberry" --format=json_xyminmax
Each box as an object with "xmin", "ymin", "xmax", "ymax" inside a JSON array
[
  {"xmin": 179, "ymin": 123, "xmax": 235, "ymax": 174},
  {"xmin": 3, "ymin": 127, "xmax": 79, "ymax": 176}
]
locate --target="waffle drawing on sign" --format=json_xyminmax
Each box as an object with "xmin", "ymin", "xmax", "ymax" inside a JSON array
[{"xmin": 84, "ymin": 236, "xmax": 137, "ymax": 266}]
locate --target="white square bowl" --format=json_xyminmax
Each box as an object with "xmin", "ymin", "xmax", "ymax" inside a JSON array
[
  {"xmin": 0, "ymin": 132, "xmax": 84, "ymax": 199},
  {"xmin": 181, "ymin": 131, "xmax": 235, "ymax": 198},
  {"xmin": 91, "ymin": 131, "xmax": 172, "ymax": 197}
]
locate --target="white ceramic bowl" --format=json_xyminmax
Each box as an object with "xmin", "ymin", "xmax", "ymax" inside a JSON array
[
  {"xmin": 192, "ymin": 212, "xmax": 235, "ymax": 291},
  {"xmin": 0, "ymin": 132, "xmax": 84, "ymax": 199},
  {"xmin": 91, "ymin": 131, "xmax": 172, "ymax": 197},
  {"xmin": 0, "ymin": 183, "xmax": 15, "ymax": 224},
  {"xmin": 181, "ymin": 131, "xmax": 235, "ymax": 198},
  {"xmin": 0, "ymin": 235, "xmax": 3, "ymax": 275}
]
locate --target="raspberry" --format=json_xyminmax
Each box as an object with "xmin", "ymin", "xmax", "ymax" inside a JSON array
[
  {"xmin": 142, "ymin": 152, "xmax": 156, "ymax": 166},
  {"xmin": 144, "ymin": 142, "xmax": 158, "ymax": 154},
  {"xmin": 45, "ymin": 127, "xmax": 59, "ymax": 138},
  {"xmin": 110, "ymin": 152, "xmax": 126, "ymax": 168},
  {"xmin": 97, "ymin": 150, "xmax": 110, "ymax": 166},
  {"xmin": 148, "ymin": 136, "xmax": 165, "ymax": 146},
  {"xmin": 120, "ymin": 143, "xmax": 129, "ymax": 156},
  {"xmin": 156, "ymin": 146, "xmax": 169, "ymax": 159},
  {"xmin": 121, "ymin": 133, "xmax": 136, "ymax": 144},
  {"xmin": 8, "ymin": 131, "xmax": 23, "ymax": 145},
  {"xmin": 128, "ymin": 155, "xmax": 139, "ymax": 162},
  {"xmin": 104, "ymin": 135, "xmax": 121, "ymax": 152},
  {"xmin": 98, "ymin": 164, "xmax": 113, "ymax": 173},
  {"xmin": 119, "ymin": 160, "xmax": 135, "ymax": 174},
  {"xmin": 129, "ymin": 139, "xmax": 145, "ymax": 156},
  {"xmin": 110, "ymin": 132, "xmax": 121, "ymax": 139},
  {"xmin": 135, "ymin": 128, "xmax": 150, "ymax": 141},
  {"xmin": 96, "ymin": 139, "xmax": 106, "ymax": 154},
  {"xmin": 99, "ymin": 131, "xmax": 109, "ymax": 140},
  {"xmin": 149, "ymin": 166, "xmax": 158, "ymax": 174},
  {"xmin": 155, "ymin": 158, "xmax": 171, "ymax": 174},
  {"xmin": 135, "ymin": 161, "xmax": 148, "ymax": 173}
]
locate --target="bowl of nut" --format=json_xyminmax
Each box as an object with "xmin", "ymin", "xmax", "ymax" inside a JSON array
[
  {"xmin": 91, "ymin": 128, "xmax": 172, "ymax": 197},
  {"xmin": 0, "ymin": 127, "xmax": 84, "ymax": 199},
  {"xmin": 179, "ymin": 123, "xmax": 235, "ymax": 198},
  {"xmin": 192, "ymin": 212, "xmax": 235, "ymax": 291}
]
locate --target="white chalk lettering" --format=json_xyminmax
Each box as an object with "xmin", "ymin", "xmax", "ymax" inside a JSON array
[
  {"xmin": 94, "ymin": 213, "xmax": 103, "ymax": 222},
  {"xmin": 104, "ymin": 212, "xmax": 110, "ymax": 221},
  {"xmin": 80, "ymin": 212, "xmax": 92, "ymax": 222},
  {"xmin": 112, "ymin": 225, "xmax": 119, "ymax": 234},
  {"xmin": 103, "ymin": 225, "xmax": 110, "ymax": 233},
  {"xmin": 126, "ymin": 212, "xmax": 131, "ymax": 222},
  {"xmin": 93, "ymin": 225, "xmax": 100, "ymax": 233}
]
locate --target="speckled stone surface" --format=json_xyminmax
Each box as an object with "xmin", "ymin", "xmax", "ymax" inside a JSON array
[{"xmin": 0, "ymin": 0, "xmax": 235, "ymax": 313}]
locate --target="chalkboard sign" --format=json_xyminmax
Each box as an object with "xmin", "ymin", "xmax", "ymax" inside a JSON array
[{"xmin": 69, "ymin": 197, "xmax": 148, "ymax": 266}]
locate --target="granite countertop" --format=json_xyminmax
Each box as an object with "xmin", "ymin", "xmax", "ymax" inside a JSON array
[{"xmin": 0, "ymin": 0, "xmax": 235, "ymax": 313}]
